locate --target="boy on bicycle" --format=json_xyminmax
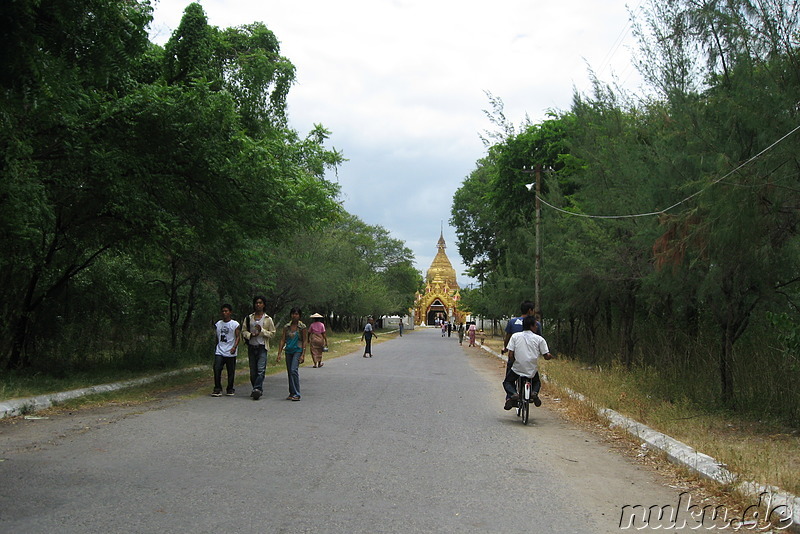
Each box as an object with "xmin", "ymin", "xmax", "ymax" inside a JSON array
[{"xmin": 503, "ymin": 316, "xmax": 552, "ymax": 410}]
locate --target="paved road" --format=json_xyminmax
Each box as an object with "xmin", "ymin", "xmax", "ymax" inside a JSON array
[{"xmin": 0, "ymin": 328, "xmax": 708, "ymax": 533}]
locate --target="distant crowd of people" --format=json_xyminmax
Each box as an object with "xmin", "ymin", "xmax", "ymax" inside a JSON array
[
  {"xmin": 214, "ymin": 297, "xmax": 552, "ymax": 412},
  {"xmin": 212, "ymin": 298, "xmax": 391, "ymax": 402},
  {"xmin": 433, "ymin": 317, "xmax": 484, "ymax": 347}
]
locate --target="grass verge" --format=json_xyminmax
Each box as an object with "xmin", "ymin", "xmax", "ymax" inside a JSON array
[
  {"xmin": 0, "ymin": 329, "xmax": 393, "ymax": 411},
  {"xmin": 480, "ymin": 334, "xmax": 800, "ymax": 506}
]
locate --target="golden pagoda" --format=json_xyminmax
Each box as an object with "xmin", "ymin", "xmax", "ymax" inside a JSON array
[{"xmin": 413, "ymin": 232, "xmax": 466, "ymax": 326}]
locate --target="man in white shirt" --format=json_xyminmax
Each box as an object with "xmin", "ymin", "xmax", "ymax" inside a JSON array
[
  {"xmin": 503, "ymin": 316, "xmax": 552, "ymax": 410},
  {"xmin": 212, "ymin": 303, "xmax": 241, "ymax": 397}
]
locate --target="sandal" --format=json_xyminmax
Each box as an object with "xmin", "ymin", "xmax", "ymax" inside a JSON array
[
  {"xmin": 318, "ymin": 362, "xmax": 323, "ymax": 367},
  {"xmin": 290, "ymin": 396, "xmax": 301, "ymax": 401}
]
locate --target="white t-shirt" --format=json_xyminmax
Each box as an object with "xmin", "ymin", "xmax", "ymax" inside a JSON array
[
  {"xmin": 215, "ymin": 319, "xmax": 240, "ymax": 357},
  {"xmin": 507, "ymin": 330, "xmax": 549, "ymax": 378},
  {"xmin": 248, "ymin": 315, "xmax": 266, "ymax": 346}
]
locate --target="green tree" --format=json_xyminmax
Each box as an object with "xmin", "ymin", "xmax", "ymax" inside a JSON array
[
  {"xmin": 0, "ymin": 1, "xmax": 344, "ymax": 370},
  {"xmin": 632, "ymin": 0, "xmax": 800, "ymax": 405}
]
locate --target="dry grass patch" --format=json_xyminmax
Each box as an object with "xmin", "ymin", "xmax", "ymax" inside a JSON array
[
  {"xmin": 543, "ymin": 357, "xmax": 800, "ymax": 497},
  {"xmin": 541, "ymin": 375, "xmax": 778, "ymax": 524}
]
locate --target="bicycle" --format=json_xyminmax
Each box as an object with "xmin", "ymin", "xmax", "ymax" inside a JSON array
[{"xmin": 515, "ymin": 374, "xmax": 533, "ymax": 425}]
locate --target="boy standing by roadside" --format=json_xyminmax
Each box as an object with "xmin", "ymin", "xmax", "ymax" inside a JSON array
[{"xmin": 212, "ymin": 304, "xmax": 240, "ymax": 397}]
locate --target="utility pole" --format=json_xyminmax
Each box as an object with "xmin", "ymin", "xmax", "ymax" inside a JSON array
[
  {"xmin": 523, "ymin": 165, "xmax": 542, "ymax": 313},
  {"xmin": 534, "ymin": 164, "xmax": 541, "ymax": 313}
]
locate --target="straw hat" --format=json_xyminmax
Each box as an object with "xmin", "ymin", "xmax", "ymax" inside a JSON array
[{"xmin": 310, "ymin": 313, "xmax": 323, "ymax": 318}]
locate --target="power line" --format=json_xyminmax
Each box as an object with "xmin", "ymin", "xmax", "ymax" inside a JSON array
[
  {"xmin": 596, "ymin": 0, "xmax": 645, "ymax": 80},
  {"xmin": 535, "ymin": 122, "xmax": 800, "ymax": 220}
]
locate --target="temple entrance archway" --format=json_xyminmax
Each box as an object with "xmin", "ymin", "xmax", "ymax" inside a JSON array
[
  {"xmin": 427, "ymin": 299, "xmax": 447, "ymax": 325},
  {"xmin": 413, "ymin": 231, "xmax": 468, "ymax": 326}
]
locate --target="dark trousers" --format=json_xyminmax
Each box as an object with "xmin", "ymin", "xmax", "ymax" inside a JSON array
[
  {"xmin": 364, "ymin": 333, "xmax": 373, "ymax": 355},
  {"xmin": 503, "ymin": 365, "xmax": 542, "ymax": 399},
  {"xmin": 214, "ymin": 354, "xmax": 237, "ymax": 391}
]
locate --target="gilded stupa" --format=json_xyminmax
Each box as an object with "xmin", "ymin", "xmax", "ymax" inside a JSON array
[{"xmin": 413, "ymin": 232, "xmax": 466, "ymax": 326}]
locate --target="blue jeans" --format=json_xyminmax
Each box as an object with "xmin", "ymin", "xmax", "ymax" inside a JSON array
[
  {"xmin": 248, "ymin": 344, "xmax": 268, "ymax": 391},
  {"xmin": 285, "ymin": 351, "xmax": 302, "ymax": 397}
]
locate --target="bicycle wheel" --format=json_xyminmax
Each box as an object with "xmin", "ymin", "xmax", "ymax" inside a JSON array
[
  {"xmin": 515, "ymin": 377, "xmax": 523, "ymax": 417},
  {"xmin": 521, "ymin": 379, "xmax": 530, "ymax": 425}
]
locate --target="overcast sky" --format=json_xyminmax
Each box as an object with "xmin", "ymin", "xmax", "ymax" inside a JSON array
[{"xmin": 148, "ymin": 0, "xmax": 645, "ymax": 288}]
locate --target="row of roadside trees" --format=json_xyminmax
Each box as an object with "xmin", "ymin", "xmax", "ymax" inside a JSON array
[
  {"xmin": 452, "ymin": 0, "xmax": 800, "ymax": 424},
  {"xmin": 0, "ymin": 1, "xmax": 422, "ymax": 373}
]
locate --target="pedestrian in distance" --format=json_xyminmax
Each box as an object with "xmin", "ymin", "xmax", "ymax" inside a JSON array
[
  {"xmin": 308, "ymin": 312, "xmax": 328, "ymax": 368},
  {"xmin": 503, "ymin": 315, "xmax": 552, "ymax": 410},
  {"xmin": 242, "ymin": 295, "xmax": 276, "ymax": 401},
  {"xmin": 362, "ymin": 316, "xmax": 377, "ymax": 357},
  {"xmin": 398, "ymin": 319, "xmax": 404, "ymax": 337},
  {"xmin": 467, "ymin": 322, "xmax": 476, "ymax": 347},
  {"xmin": 277, "ymin": 307, "xmax": 307, "ymax": 401},
  {"xmin": 447, "ymin": 321, "xmax": 452, "ymax": 337},
  {"xmin": 212, "ymin": 303, "xmax": 240, "ymax": 397},
  {"xmin": 457, "ymin": 323, "xmax": 464, "ymax": 345}
]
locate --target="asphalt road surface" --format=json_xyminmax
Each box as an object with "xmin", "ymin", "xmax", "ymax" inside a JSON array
[{"xmin": 1, "ymin": 328, "xmax": 716, "ymax": 533}]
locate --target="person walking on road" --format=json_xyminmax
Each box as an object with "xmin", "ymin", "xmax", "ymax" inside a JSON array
[
  {"xmin": 398, "ymin": 319, "xmax": 404, "ymax": 337},
  {"xmin": 457, "ymin": 323, "xmax": 464, "ymax": 345},
  {"xmin": 362, "ymin": 316, "xmax": 377, "ymax": 357},
  {"xmin": 212, "ymin": 304, "xmax": 240, "ymax": 397},
  {"xmin": 242, "ymin": 295, "xmax": 276, "ymax": 400},
  {"xmin": 308, "ymin": 313, "xmax": 328, "ymax": 368},
  {"xmin": 467, "ymin": 322, "xmax": 476, "ymax": 347},
  {"xmin": 277, "ymin": 308, "xmax": 307, "ymax": 401}
]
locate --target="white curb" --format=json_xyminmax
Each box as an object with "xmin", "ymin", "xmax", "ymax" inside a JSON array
[{"xmin": 0, "ymin": 366, "xmax": 204, "ymax": 419}]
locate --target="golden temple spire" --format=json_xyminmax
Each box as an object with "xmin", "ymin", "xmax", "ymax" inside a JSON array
[{"xmin": 427, "ymin": 230, "xmax": 458, "ymax": 289}]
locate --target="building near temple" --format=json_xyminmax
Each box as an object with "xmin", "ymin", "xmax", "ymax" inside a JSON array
[{"xmin": 413, "ymin": 232, "xmax": 467, "ymax": 326}]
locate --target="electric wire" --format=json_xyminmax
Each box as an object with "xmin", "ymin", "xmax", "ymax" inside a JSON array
[{"xmin": 535, "ymin": 122, "xmax": 800, "ymax": 219}]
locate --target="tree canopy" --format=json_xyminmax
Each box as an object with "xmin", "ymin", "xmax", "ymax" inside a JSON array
[
  {"xmin": 0, "ymin": 1, "xmax": 421, "ymax": 371},
  {"xmin": 452, "ymin": 0, "xmax": 800, "ymax": 422}
]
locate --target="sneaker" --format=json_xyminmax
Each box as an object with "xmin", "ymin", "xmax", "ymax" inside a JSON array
[
  {"xmin": 504, "ymin": 395, "xmax": 519, "ymax": 410},
  {"xmin": 532, "ymin": 393, "xmax": 542, "ymax": 407},
  {"xmin": 252, "ymin": 389, "xmax": 262, "ymax": 400},
  {"xmin": 226, "ymin": 389, "xmax": 235, "ymax": 396},
  {"xmin": 211, "ymin": 390, "xmax": 222, "ymax": 397}
]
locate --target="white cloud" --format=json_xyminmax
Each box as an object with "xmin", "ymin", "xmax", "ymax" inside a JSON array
[{"xmin": 149, "ymin": 0, "xmax": 644, "ymax": 287}]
